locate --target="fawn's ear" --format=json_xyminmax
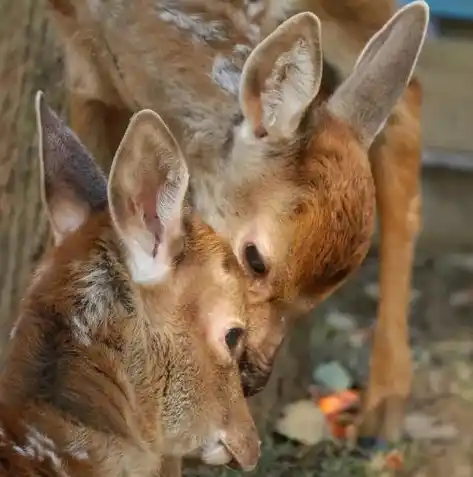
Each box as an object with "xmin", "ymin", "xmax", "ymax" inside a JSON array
[
  {"xmin": 35, "ymin": 91, "xmax": 107, "ymax": 246},
  {"xmin": 239, "ymin": 11, "xmax": 323, "ymax": 139},
  {"xmin": 108, "ymin": 109, "xmax": 189, "ymax": 284},
  {"xmin": 327, "ymin": 1, "xmax": 429, "ymax": 149}
]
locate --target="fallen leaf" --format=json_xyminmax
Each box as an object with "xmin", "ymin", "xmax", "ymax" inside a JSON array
[
  {"xmin": 274, "ymin": 400, "xmax": 331, "ymax": 446},
  {"xmin": 318, "ymin": 390, "xmax": 360, "ymax": 417}
]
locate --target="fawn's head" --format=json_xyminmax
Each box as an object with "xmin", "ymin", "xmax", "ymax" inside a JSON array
[
  {"xmin": 217, "ymin": 2, "xmax": 429, "ymax": 393},
  {"xmin": 25, "ymin": 94, "xmax": 261, "ymax": 470}
]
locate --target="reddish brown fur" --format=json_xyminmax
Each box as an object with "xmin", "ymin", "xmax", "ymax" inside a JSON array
[
  {"xmin": 0, "ymin": 208, "xmax": 259, "ymax": 476},
  {"xmin": 43, "ymin": 0, "xmax": 427, "ymax": 447},
  {"xmin": 284, "ymin": 115, "xmax": 375, "ymax": 303},
  {"xmin": 0, "ymin": 101, "xmax": 262, "ymax": 476}
]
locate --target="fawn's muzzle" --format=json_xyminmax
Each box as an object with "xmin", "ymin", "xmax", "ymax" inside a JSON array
[
  {"xmin": 222, "ymin": 425, "xmax": 261, "ymax": 472},
  {"xmin": 201, "ymin": 410, "xmax": 261, "ymax": 472},
  {"xmin": 201, "ymin": 437, "xmax": 260, "ymax": 472}
]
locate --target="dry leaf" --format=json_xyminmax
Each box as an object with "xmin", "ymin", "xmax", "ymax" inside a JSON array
[{"xmin": 274, "ymin": 399, "xmax": 331, "ymax": 446}]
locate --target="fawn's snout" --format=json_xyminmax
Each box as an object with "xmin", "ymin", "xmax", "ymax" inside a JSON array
[{"xmin": 200, "ymin": 398, "xmax": 261, "ymax": 472}]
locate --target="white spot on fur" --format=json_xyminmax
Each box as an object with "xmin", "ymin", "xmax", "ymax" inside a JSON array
[
  {"xmin": 212, "ymin": 45, "xmax": 250, "ymax": 95},
  {"xmin": 212, "ymin": 55, "xmax": 241, "ymax": 96},
  {"xmin": 10, "ymin": 318, "xmax": 20, "ymax": 340},
  {"xmin": 13, "ymin": 426, "xmax": 69, "ymax": 477},
  {"xmin": 71, "ymin": 449, "xmax": 89, "ymax": 461},
  {"xmin": 79, "ymin": 268, "xmax": 111, "ymax": 324},
  {"xmin": 237, "ymin": 120, "xmax": 256, "ymax": 142},
  {"xmin": 65, "ymin": 442, "xmax": 89, "ymax": 461},
  {"xmin": 211, "ymin": 44, "xmax": 251, "ymax": 95},
  {"xmin": 70, "ymin": 267, "xmax": 115, "ymax": 345},
  {"xmin": 158, "ymin": 8, "xmax": 226, "ymax": 43},
  {"xmin": 126, "ymin": 236, "xmax": 172, "ymax": 284},
  {"xmin": 71, "ymin": 316, "xmax": 92, "ymax": 346}
]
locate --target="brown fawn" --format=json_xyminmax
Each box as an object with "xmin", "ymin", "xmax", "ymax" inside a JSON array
[
  {"xmin": 44, "ymin": 0, "xmax": 428, "ymax": 444},
  {"xmin": 0, "ymin": 92, "xmax": 261, "ymax": 476}
]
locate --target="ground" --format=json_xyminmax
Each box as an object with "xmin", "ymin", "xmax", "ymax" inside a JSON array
[{"xmin": 1, "ymin": 1, "xmax": 473, "ymax": 476}]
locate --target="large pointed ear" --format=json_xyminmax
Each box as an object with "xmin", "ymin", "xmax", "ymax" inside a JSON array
[
  {"xmin": 35, "ymin": 91, "xmax": 107, "ymax": 246},
  {"xmin": 239, "ymin": 11, "xmax": 323, "ymax": 139},
  {"xmin": 108, "ymin": 109, "xmax": 189, "ymax": 284},
  {"xmin": 327, "ymin": 1, "xmax": 429, "ymax": 149}
]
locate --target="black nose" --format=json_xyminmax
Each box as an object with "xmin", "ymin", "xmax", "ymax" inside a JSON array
[
  {"xmin": 239, "ymin": 353, "xmax": 273, "ymax": 398},
  {"xmin": 242, "ymin": 376, "xmax": 267, "ymax": 397},
  {"xmin": 225, "ymin": 457, "xmax": 241, "ymax": 471}
]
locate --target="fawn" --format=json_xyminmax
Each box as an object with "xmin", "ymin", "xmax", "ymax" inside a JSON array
[
  {"xmin": 44, "ymin": 0, "xmax": 428, "ymax": 445},
  {"xmin": 0, "ymin": 92, "xmax": 261, "ymax": 476}
]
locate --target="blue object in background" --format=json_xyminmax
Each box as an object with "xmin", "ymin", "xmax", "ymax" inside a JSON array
[{"xmin": 399, "ymin": 0, "xmax": 473, "ymax": 21}]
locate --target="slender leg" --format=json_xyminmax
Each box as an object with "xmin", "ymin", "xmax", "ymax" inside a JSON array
[
  {"xmin": 68, "ymin": 91, "xmax": 131, "ymax": 174},
  {"xmin": 359, "ymin": 79, "xmax": 422, "ymax": 443}
]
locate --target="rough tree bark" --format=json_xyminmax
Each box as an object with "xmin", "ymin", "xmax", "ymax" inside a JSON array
[{"xmin": 0, "ymin": 0, "xmax": 64, "ymax": 346}]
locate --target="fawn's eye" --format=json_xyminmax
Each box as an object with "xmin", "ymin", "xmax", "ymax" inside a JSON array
[
  {"xmin": 244, "ymin": 243, "xmax": 267, "ymax": 276},
  {"xmin": 225, "ymin": 327, "xmax": 245, "ymax": 351}
]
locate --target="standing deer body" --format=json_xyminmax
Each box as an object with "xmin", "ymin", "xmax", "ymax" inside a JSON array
[
  {"xmin": 0, "ymin": 93, "xmax": 260, "ymax": 476},
  {"xmin": 44, "ymin": 0, "xmax": 428, "ymax": 445}
]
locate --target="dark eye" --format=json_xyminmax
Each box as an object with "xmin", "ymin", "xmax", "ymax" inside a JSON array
[
  {"xmin": 225, "ymin": 327, "xmax": 244, "ymax": 351},
  {"xmin": 244, "ymin": 244, "xmax": 267, "ymax": 276}
]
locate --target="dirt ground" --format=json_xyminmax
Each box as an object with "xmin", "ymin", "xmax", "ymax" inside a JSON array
[{"xmin": 1, "ymin": 1, "xmax": 473, "ymax": 476}]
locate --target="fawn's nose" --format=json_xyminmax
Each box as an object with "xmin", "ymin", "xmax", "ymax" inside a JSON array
[
  {"xmin": 201, "ymin": 427, "xmax": 261, "ymax": 472},
  {"xmin": 220, "ymin": 426, "xmax": 261, "ymax": 472}
]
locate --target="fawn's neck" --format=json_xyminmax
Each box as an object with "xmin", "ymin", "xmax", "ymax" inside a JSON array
[{"xmin": 0, "ymin": 215, "xmax": 169, "ymax": 476}]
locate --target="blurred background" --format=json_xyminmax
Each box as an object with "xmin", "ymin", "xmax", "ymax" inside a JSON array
[{"xmin": 1, "ymin": 1, "xmax": 473, "ymax": 476}]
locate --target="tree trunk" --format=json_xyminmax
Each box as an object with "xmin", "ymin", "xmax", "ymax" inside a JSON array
[{"xmin": 0, "ymin": 0, "xmax": 64, "ymax": 347}]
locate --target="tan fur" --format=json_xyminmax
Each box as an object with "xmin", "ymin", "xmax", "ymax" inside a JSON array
[
  {"xmin": 44, "ymin": 0, "xmax": 428, "ymax": 446},
  {"xmin": 0, "ymin": 95, "xmax": 261, "ymax": 477}
]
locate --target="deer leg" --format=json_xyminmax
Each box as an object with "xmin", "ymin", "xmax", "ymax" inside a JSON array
[{"xmin": 358, "ymin": 79, "xmax": 422, "ymax": 444}]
